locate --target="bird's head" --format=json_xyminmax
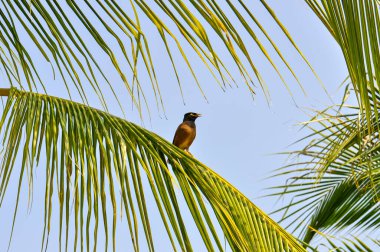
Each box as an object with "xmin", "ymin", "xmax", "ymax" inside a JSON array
[{"xmin": 183, "ymin": 112, "xmax": 202, "ymax": 122}]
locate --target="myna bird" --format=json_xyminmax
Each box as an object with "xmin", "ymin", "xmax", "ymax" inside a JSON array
[{"xmin": 173, "ymin": 112, "xmax": 201, "ymax": 153}]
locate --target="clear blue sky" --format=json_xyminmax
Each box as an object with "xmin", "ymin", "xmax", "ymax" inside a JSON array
[{"xmin": 0, "ymin": 1, "xmax": 348, "ymax": 251}]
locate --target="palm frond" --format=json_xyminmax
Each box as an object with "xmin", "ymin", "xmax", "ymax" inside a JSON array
[
  {"xmin": 269, "ymin": 86, "xmax": 380, "ymax": 245},
  {"xmin": 275, "ymin": 1, "xmax": 380, "ymax": 242},
  {"xmin": 0, "ymin": 88, "xmax": 305, "ymax": 251},
  {"xmin": 305, "ymin": 0, "xmax": 380, "ymax": 132},
  {"xmin": 313, "ymin": 235, "xmax": 379, "ymax": 252},
  {"xmin": 0, "ymin": 1, "xmax": 311, "ymax": 115}
]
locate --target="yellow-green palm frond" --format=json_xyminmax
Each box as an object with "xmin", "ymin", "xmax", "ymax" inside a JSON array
[
  {"xmin": 313, "ymin": 235, "xmax": 379, "ymax": 251},
  {"xmin": 0, "ymin": 88, "xmax": 305, "ymax": 252},
  {"xmin": 0, "ymin": 1, "xmax": 310, "ymax": 115},
  {"xmin": 305, "ymin": 0, "xmax": 380, "ymax": 132},
  {"xmin": 269, "ymin": 86, "xmax": 380, "ymax": 246}
]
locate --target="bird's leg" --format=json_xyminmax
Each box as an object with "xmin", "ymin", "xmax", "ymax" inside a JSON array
[{"xmin": 184, "ymin": 149, "xmax": 193, "ymax": 157}]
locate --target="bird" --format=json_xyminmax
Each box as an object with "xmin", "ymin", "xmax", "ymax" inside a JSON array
[{"xmin": 172, "ymin": 112, "xmax": 201, "ymax": 154}]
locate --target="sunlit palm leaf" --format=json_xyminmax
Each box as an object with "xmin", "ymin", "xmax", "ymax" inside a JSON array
[
  {"xmin": 0, "ymin": 88, "xmax": 305, "ymax": 252},
  {"xmin": 313, "ymin": 235, "xmax": 379, "ymax": 252},
  {"xmin": 305, "ymin": 0, "xmax": 380, "ymax": 132},
  {"xmin": 0, "ymin": 1, "xmax": 310, "ymax": 115},
  {"xmin": 269, "ymin": 1, "xmax": 380, "ymax": 244},
  {"xmin": 269, "ymin": 86, "xmax": 380, "ymax": 245}
]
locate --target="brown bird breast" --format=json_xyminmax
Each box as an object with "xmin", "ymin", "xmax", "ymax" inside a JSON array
[{"xmin": 172, "ymin": 121, "xmax": 196, "ymax": 150}]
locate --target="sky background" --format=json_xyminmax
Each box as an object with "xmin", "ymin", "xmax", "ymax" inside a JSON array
[{"xmin": 0, "ymin": 1, "xmax": 349, "ymax": 251}]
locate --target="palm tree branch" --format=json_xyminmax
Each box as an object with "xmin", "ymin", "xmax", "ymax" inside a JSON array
[
  {"xmin": 0, "ymin": 88, "xmax": 305, "ymax": 251},
  {"xmin": 0, "ymin": 1, "xmax": 314, "ymax": 116}
]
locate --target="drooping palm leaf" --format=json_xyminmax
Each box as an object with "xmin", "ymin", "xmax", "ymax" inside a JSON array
[
  {"xmin": 305, "ymin": 0, "xmax": 380, "ymax": 132},
  {"xmin": 0, "ymin": 88, "xmax": 305, "ymax": 252},
  {"xmin": 0, "ymin": 1, "xmax": 311, "ymax": 115},
  {"xmin": 269, "ymin": 86, "xmax": 380, "ymax": 245},
  {"xmin": 313, "ymin": 235, "xmax": 380, "ymax": 252},
  {"xmin": 268, "ymin": 1, "xmax": 380, "ymax": 244}
]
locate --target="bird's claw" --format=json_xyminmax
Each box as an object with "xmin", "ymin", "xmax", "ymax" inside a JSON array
[{"xmin": 184, "ymin": 150, "xmax": 193, "ymax": 157}]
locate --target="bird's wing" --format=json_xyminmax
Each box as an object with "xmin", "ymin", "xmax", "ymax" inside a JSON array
[
  {"xmin": 172, "ymin": 124, "xmax": 185, "ymax": 145},
  {"xmin": 172, "ymin": 129, "xmax": 178, "ymax": 144}
]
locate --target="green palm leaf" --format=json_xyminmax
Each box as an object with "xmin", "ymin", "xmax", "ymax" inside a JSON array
[
  {"xmin": 313, "ymin": 235, "xmax": 379, "ymax": 252},
  {"xmin": 269, "ymin": 86, "xmax": 380, "ymax": 245},
  {"xmin": 305, "ymin": 0, "xmax": 380, "ymax": 132},
  {"xmin": 0, "ymin": 88, "xmax": 305, "ymax": 251},
  {"xmin": 268, "ymin": 1, "xmax": 380, "ymax": 245},
  {"xmin": 0, "ymin": 1, "xmax": 310, "ymax": 114}
]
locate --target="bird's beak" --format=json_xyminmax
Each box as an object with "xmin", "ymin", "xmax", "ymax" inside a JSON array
[{"xmin": 196, "ymin": 113, "xmax": 202, "ymax": 117}]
